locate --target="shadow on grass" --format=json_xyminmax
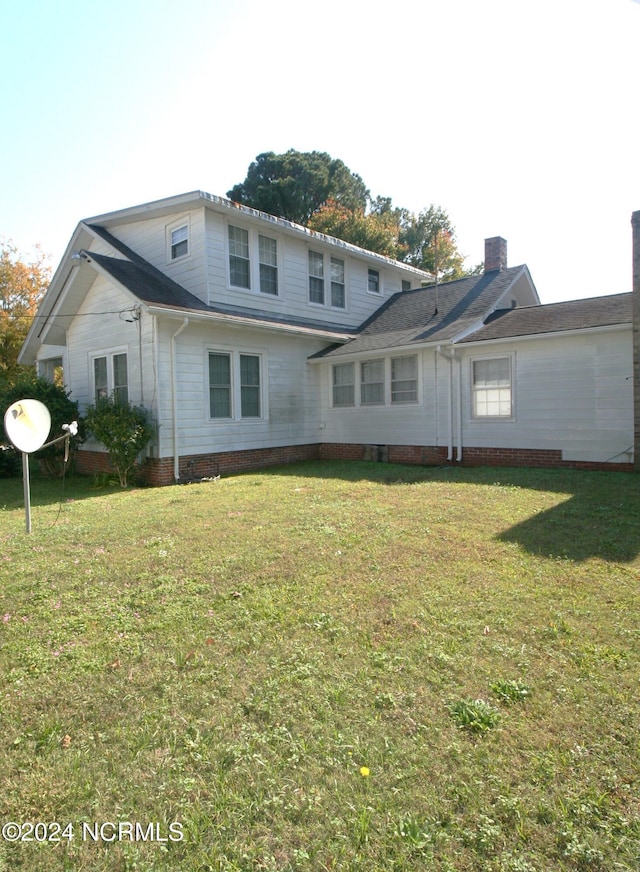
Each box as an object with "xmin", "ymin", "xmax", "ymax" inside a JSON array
[{"xmin": 264, "ymin": 461, "xmax": 640, "ymax": 564}]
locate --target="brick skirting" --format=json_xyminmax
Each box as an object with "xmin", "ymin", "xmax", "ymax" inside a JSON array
[{"xmin": 74, "ymin": 441, "xmax": 633, "ymax": 485}]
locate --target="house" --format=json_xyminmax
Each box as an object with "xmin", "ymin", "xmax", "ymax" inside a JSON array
[{"xmin": 19, "ymin": 191, "xmax": 636, "ymax": 483}]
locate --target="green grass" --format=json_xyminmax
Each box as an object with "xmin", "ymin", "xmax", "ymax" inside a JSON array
[{"xmin": 1, "ymin": 461, "xmax": 639, "ymax": 871}]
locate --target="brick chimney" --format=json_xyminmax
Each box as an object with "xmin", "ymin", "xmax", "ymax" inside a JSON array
[
  {"xmin": 484, "ymin": 237, "xmax": 508, "ymax": 272},
  {"xmin": 632, "ymin": 210, "xmax": 640, "ymax": 471}
]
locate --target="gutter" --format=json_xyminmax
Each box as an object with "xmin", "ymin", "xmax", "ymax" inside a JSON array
[{"xmin": 171, "ymin": 318, "xmax": 189, "ymax": 482}]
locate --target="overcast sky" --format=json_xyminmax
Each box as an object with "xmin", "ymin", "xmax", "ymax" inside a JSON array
[{"xmin": 1, "ymin": 0, "xmax": 638, "ymax": 302}]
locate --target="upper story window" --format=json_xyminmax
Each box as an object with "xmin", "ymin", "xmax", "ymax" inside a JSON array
[
  {"xmin": 309, "ymin": 250, "xmax": 346, "ymax": 309},
  {"xmin": 229, "ymin": 225, "xmax": 250, "ymax": 289},
  {"xmin": 471, "ymin": 356, "xmax": 513, "ymax": 418},
  {"xmin": 228, "ymin": 225, "xmax": 279, "ymax": 295},
  {"xmin": 368, "ymin": 268, "xmax": 380, "ymax": 294},
  {"xmin": 402, "ymin": 280, "xmax": 412, "ymax": 292},
  {"xmin": 166, "ymin": 218, "xmax": 190, "ymax": 262},
  {"xmin": 93, "ymin": 351, "xmax": 128, "ymax": 405}
]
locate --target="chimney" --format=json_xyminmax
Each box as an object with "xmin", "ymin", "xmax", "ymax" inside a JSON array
[
  {"xmin": 484, "ymin": 236, "xmax": 508, "ymax": 273},
  {"xmin": 632, "ymin": 210, "xmax": 640, "ymax": 471}
]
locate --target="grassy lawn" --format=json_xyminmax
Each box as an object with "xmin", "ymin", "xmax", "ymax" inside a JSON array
[{"xmin": 0, "ymin": 461, "xmax": 639, "ymax": 871}]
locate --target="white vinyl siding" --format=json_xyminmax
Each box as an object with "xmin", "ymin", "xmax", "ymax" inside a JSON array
[{"xmin": 472, "ymin": 356, "xmax": 512, "ymax": 418}]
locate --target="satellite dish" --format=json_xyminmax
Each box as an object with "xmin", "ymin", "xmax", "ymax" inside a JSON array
[{"xmin": 4, "ymin": 399, "xmax": 51, "ymax": 453}]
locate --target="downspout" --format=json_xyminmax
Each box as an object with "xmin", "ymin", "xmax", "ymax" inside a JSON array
[
  {"xmin": 455, "ymin": 352, "xmax": 463, "ymax": 462},
  {"xmin": 171, "ymin": 318, "xmax": 189, "ymax": 482},
  {"xmin": 437, "ymin": 345, "xmax": 454, "ymax": 461}
]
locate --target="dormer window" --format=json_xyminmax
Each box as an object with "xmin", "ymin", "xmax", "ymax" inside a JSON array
[
  {"xmin": 170, "ymin": 224, "xmax": 189, "ymax": 260},
  {"xmin": 368, "ymin": 268, "xmax": 380, "ymax": 294}
]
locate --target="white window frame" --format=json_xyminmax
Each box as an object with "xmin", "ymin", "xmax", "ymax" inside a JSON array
[
  {"xmin": 207, "ymin": 348, "xmax": 266, "ymax": 422},
  {"xmin": 308, "ymin": 250, "xmax": 347, "ymax": 310},
  {"xmin": 227, "ymin": 223, "xmax": 280, "ymax": 296},
  {"xmin": 166, "ymin": 217, "xmax": 190, "ymax": 263},
  {"xmin": 90, "ymin": 348, "xmax": 129, "ymax": 405},
  {"xmin": 331, "ymin": 363, "xmax": 355, "ymax": 407},
  {"xmin": 470, "ymin": 353, "xmax": 515, "ymax": 421},
  {"xmin": 360, "ymin": 359, "xmax": 385, "ymax": 405},
  {"xmin": 367, "ymin": 268, "xmax": 381, "ymax": 295},
  {"xmin": 390, "ymin": 355, "xmax": 418, "ymax": 404}
]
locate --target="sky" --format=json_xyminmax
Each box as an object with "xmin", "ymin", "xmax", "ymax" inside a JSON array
[{"xmin": 1, "ymin": 0, "xmax": 639, "ymax": 303}]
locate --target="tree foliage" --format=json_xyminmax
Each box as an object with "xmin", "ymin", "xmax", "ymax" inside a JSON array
[
  {"xmin": 0, "ymin": 376, "xmax": 85, "ymax": 478},
  {"xmin": 227, "ymin": 150, "xmax": 369, "ymax": 225},
  {"xmin": 0, "ymin": 241, "xmax": 50, "ymax": 388},
  {"xmin": 228, "ymin": 150, "xmax": 479, "ymax": 281},
  {"xmin": 85, "ymin": 395, "xmax": 153, "ymax": 487}
]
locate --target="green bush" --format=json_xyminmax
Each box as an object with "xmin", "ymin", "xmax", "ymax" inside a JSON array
[
  {"xmin": 85, "ymin": 394, "xmax": 153, "ymax": 487},
  {"xmin": 0, "ymin": 377, "xmax": 85, "ymax": 478}
]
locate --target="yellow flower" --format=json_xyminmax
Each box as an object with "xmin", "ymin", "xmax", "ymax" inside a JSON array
[{"xmin": 360, "ymin": 766, "xmax": 370, "ymax": 777}]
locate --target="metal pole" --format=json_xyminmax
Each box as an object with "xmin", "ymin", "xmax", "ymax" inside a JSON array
[{"xmin": 22, "ymin": 452, "xmax": 32, "ymax": 534}]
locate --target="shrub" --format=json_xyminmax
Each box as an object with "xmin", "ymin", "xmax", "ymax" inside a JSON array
[
  {"xmin": 0, "ymin": 377, "xmax": 85, "ymax": 478},
  {"xmin": 85, "ymin": 395, "xmax": 153, "ymax": 487}
]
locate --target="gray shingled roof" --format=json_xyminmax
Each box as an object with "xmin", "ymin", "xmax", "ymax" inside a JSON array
[
  {"xmin": 311, "ymin": 266, "xmax": 529, "ymax": 359},
  {"xmin": 86, "ymin": 226, "xmax": 357, "ymax": 337},
  {"xmin": 460, "ymin": 293, "xmax": 631, "ymax": 342}
]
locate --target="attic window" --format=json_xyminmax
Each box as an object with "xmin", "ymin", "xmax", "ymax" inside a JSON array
[
  {"xmin": 170, "ymin": 224, "xmax": 189, "ymax": 260},
  {"xmin": 368, "ymin": 269, "xmax": 380, "ymax": 294}
]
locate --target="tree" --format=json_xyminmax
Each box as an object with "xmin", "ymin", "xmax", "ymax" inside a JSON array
[
  {"xmin": 398, "ymin": 206, "xmax": 470, "ymax": 283},
  {"xmin": 227, "ymin": 150, "xmax": 369, "ymax": 225},
  {"xmin": 307, "ymin": 200, "xmax": 401, "ymax": 258},
  {"xmin": 85, "ymin": 395, "xmax": 153, "ymax": 487},
  {"xmin": 0, "ymin": 241, "xmax": 50, "ymax": 388}
]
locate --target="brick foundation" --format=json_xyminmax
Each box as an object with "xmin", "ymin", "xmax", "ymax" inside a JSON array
[{"xmin": 74, "ymin": 441, "xmax": 633, "ymax": 486}]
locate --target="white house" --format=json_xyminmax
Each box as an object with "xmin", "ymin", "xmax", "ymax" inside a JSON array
[{"xmin": 19, "ymin": 191, "xmax": 635, "ymax": 483}]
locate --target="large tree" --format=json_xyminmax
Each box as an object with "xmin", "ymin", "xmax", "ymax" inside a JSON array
[
  {"xmin": 398, "ymin": 206, "xmax": 480, "ymax": 282},
  {"xmin": 0, "ymin": 241, "xmax": 50, "ymax": 388},
  {"xmin": 227, "ymin": 150, "xmax": 369, "ymax": 225}
]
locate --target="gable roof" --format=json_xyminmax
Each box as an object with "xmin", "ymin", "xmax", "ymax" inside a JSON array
[
  {"xmin": 311, "ymin": 265, "xmax": 532, "ymax": 359},
  {"xmin": 459, "ymin": 293, "xmax": 632, "ymax": 343}
]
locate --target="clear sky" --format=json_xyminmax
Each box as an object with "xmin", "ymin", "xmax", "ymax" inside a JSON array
[{"xmin": 1, "ymin": 0, "xmax": 638, "ymax": 303}]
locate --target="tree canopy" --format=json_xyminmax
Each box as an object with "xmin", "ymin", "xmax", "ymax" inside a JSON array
[
  {"xmin": 0, "ymin": 241, "xmax": 50, "ymax": 388},
  {"xmin": 227, "ymin": 150, "xmax": 477, "ymax": 279},
  {"xmin": 227, "ymin": 150, "xmax": 369, "ymax": 226}
]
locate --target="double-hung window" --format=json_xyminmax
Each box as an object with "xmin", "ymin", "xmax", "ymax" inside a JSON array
[
  {"xmin": 93, "ymin": 351, "xmax": 128, "ymax": 405},
  {"xmin": 368, "ymin": 268, "xmax": 380, "ymax": 294},
  {"xmin": 472, "ymin": 356, "xmax": 513, "ymax": 418},
  {"xmin": 391, "ymin": 356, "xmax": 417, "ymax": 403},
  {"xmin": 259, "ymin": 235, "xmax": 278, "ymax": 295},
  {"xmin": 308, "ymin": 251, "xmax": 325, "ymax": 305},
  {"xmin": 229, "ymin": 225, "xmax": 250, "ymax": 289},
  {"xmin": 360, "ymin": 359, "xmax": 385, "ymax": 405},
  {"xmin": 208, "ymin": 351, "xmax": 263, "ymax": 420},
  {"xmin": 170, "ymin": 224, "xmax": 188, "ymax": 260},
  {"xmin": 332, "ymin": 363, "xmax": 355, "ymax": 407},
  {"xmin": 330, "ymin": 257, "xmax": 345, "ymax": 308}
]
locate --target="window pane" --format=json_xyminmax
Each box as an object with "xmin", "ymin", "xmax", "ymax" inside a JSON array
[
  {"xmin": 473, "ymin": 358, "xmax": 511, "ymax": 417},
  {"xmin": 473, "ymin": 358, "xmax": 510, "ymax": 387},
  {"xmin": 361, "ymin": 359, "xmax": 384, "ymax": 404},
  {"xmin": 229, "ymin": 225, "xmax": 250, "ymax": 288},
  {"xmin": 331, "ymin": 257, "xmax": 345, "ymax": 308},
  {"xmin": 94, "ymin": 357, "xmax": 107, "ymax": 402},
  {"xmin": 332, "ymin": 363, "xmax": 355, "ymax": 406},
  {"xmin": 368, "ymin": 269, "xmax": 380, "ymax": 293},
  {"xmin": 113, "ymin": 353, "xmax": 128, "ymax": 405},
  {"xmin": 240, "ymin": 354, "xmax": 260, "ymax": 418},
  {"xmin": 309, "ymin": 251, "xmax": 324, "ymax": 304},
  {"xmin": 171, "ymin": 225, "xmax": 188, "ymax": 259},
  {"xmin": 209, "ymin": 353, "xmax": 231, "ymax": 418},
  {"xmin": 391, "ymin": 356, "xmax": 417, "ymax": 403},
  {"xmin": 258, "ymin": 235, "xmax": 278, "ymax": 295}
]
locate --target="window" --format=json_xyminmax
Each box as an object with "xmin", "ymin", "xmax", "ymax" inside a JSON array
[
  {"xmin": 93, "ymin": 352, "xmax": 128, "ymax": 404},
  {"xmin": 208, "ymin": 351, "xmax": 263, "ymax": 420},
  {"xmin": 368, "ymin": 268, "xmax": 380, "ymax": 294},
  {"xmin": 209, "ymin": 353, "xmax": 232, "ymax": 418},
  {"xmin": 332, "ymin": 363, "xmax": 355, "ymax": 407},
  {"xmin": 472, "ymin": 357, "xmax": 512, "ymax": 418},
  {"xmin": 331, "ymin": 257, "xmax": 345, "ymax": 308},
  {"xmin": 360, "ymin": 359, "xmax": 385, "ymax": 405},
  {"xmin": 259, "ymin": 235, "xmax": 278, "ymax": 295},
  {"xmin": 391, "ymin": 356, "xmax": 417, "ymax": 403},
  {"xmin": 229, "ymin": 225, "xmax": 250, "ymax": 289},
  {"xmin": 309, "ymin": 251, "xmax": 324, "ymax": 304},
  {"xmin": 402, "ymin": 280, "xmax": 411, "ymax": 292},
  {"xmin": 170, "ymin": 224, "xmax": 189, "ymax": 260}
]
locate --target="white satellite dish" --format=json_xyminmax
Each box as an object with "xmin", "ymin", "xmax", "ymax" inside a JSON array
[{"xmin": 4, "ymin": 399, "xmax": 52, "ymax": 453}]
